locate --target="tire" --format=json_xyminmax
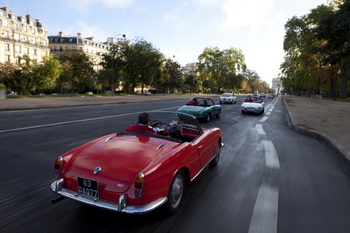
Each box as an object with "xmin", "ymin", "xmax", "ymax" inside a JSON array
[
  {"xmin": 209, "ymin": 141, "xmax": 221, "ymax": 168},
  {"xmin": 164, "ymin": 170, "xmax": 185, "ymax": 215},
  {"xmin": 241, "ymin": 111, "xmax": 245, "ymax": 114},
  {"xmin": 216, "ymin": 110, "xmax": 221, "ymax": 119},
  {"xmin": 205, "ymin": 113, "xmax": 211, "ymax": 122}
]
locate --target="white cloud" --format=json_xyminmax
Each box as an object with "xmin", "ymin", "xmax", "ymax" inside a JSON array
[
  {"xmin": 62, "ymin": 21, "xmax": 109, "ymax": 42},
  {"xmin": 221, "ymin": 0, "xmax": 273, "ymax": 31}
]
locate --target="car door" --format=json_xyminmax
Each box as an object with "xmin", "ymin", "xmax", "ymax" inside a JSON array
[
  {"xmin": 209, "ymin": 99, "xmax": 220, "ymax": 116},
  {"xmin": 192, "ymin": 130, "xmax": 217, "ymax": 167}
]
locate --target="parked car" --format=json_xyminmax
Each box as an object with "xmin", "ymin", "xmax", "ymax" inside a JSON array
[
  {"xmin": 219, "ymin": 93, "xmax": 237, "ymax": 104},
  {"xmin": 260, "ymin": 93, "xmax": 266, "ymax": 98},
  {"xmin": 177, "ymin": 98, "xmax": 221, "ymax": 122},
  {"xmin": 241, "ymin": 97, "xmax": 265, "ymax": 115},
  {"xmin": 51, "ymin": 111, "xmax": 224, "ymax": 215}
]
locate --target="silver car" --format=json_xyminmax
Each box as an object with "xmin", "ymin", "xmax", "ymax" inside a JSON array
[
  {"xmin": 241, "ymin": 99, "xmax": 265, "ymax": 115},
  {"xmin": 219, "ymin": 93, "xmax": 237, "ymax": 104}
]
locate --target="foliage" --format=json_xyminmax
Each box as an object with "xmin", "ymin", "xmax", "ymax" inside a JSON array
[
  {"xmin": 117, "ymin": 38, "xmax": 163, "ymax": 93},
  {"xmin": 183, "ymin": 74, "xmax": 200, "ymax": 94},
  {"xmin": 280, "ymin": 0, "xmax": 350, "ymax": 98},
  {"xmin": 57, "ymin": 52, "xmax": 95, "ymax": 93},
  {"xmin": 30, "ymin": 56, "xmax": 62, "ymax": 92},
  {"xmin": 160, "ymin": 58, "xmax": 183, "ymax": 93},
  {"xmin": 197, "ymin": 47, "xmax": 246, "ymax": 93}
]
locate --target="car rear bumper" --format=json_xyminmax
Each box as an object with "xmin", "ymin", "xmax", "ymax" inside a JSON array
[
  {"xmin": 220, "ymin": 100, "xmax": 233, "ymax": 103},
  {"xmin": 242, "ymin": 108, "xmax": 263, "ymax": 113},
  {"xmin": 50, "ymin": 180, "xmax": 167, "ymax": 214}
]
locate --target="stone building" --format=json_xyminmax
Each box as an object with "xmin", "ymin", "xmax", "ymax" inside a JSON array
[
  {"xmin": 272, "ymin": 77, "xmax": 283, "ymax": 94},
  {"xmin": 48, "ymin": 32, "xmax": 112, "ymax": 71},
  {"xmin": 0, "ymin": 7, "xmax": 50, "ymax": 64}
]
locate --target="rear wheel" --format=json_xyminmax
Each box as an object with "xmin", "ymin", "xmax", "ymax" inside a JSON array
[
  {"xmin": 164, "ymin": 170, "xmax": 185, "ymax": 215},
  {"xmin": 216, "ymin": 110, "xmax": 221, "ymax": 119}
]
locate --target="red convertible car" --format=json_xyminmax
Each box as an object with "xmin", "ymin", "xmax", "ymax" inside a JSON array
[{"xmin": 51, "ymin": 111, "xmax": 224, "ymax": 215}]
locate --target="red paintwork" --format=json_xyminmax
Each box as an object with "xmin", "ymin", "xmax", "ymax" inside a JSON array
[{"xmin": 56, "ymin": 127, "xmax": 222, "ymax": 207}]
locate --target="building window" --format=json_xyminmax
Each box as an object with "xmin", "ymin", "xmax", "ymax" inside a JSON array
[
  {"xmin": 34, "ymin": 49, "xmax": 37, "ymax": 55},
  {"xmin": 5, "ymin": 44, "xmax": 10, "ymax": 51},
  {"xmin": 3, "ymin": 30, "xmax": 9, "ymax": 38},
  {"xmin": 0, "ymin": 19, "xmax": 2, "ymax": 27},
  {"xmin": 6, "ymin": 55, "xmax": 10, "ymax": 62},
  {"xmin": 23, "ymin": 35, "xmax": 28, "ymax": 42},
  {"xmin": 14, "ymin": 33, "xmax": 20, "ymax": 41},
  {"xmin": 15, "ymin": 45, "xmax": 21, "ymax": 53},
  {"xmin": 32, "ymin": 28, "xmax": 36, "ymax": 34},
  {"xmin": 14, "ymin": 23, "xmax": 18, "ymax": 30},
  {"xmin": 26, "ymin": 47, "xmax": 29, "ymax": 54}
]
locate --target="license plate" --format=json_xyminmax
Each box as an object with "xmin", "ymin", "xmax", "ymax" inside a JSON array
[{"xmin": 78, "ymin": 177, "xmax": 99, "ymax": 199}]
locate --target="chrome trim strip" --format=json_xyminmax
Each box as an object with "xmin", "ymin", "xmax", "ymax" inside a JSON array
[
  {"xmin": 157, "ymin": 142, "xmax": 166, "ymax": 150},
  {"xmin": 50, "ymin": 181, "xmax": 167, "ymax": 214}
]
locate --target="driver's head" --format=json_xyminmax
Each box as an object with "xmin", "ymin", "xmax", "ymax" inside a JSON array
[{"xmin": 138, "ymin": 112, "xmax": 150, "ymax": 125}]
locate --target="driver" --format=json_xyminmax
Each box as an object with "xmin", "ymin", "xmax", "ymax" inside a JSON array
[{"xmin": 125, "ymin": 112, "xmax": 158, "ymax": 135}]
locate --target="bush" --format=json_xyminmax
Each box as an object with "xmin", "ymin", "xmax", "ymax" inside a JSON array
[{"xmin": 0, "ymin": 83, "xmax": 6, "ymax": 89}]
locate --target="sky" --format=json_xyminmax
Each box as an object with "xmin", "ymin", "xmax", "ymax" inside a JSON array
[{"xmin": 2, "ymin": 0, "xmax": 329, "ymax": 86}]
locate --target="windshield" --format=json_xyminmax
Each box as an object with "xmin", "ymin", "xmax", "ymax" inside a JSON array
[{"xmin": 123, "ymin": 111, "xmax": 203, "ymax": 143}]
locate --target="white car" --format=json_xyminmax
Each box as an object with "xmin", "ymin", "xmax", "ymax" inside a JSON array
[
  {"xmin": 241, "ymin": 99, "xmax": 265, "ymax": 115},
  {"xmin": 219, "ymin": 93, "xmax": 237, "ymax": 104}
]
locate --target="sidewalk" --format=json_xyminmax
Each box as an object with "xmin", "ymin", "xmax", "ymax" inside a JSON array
[
  {"xmin": 0, "ymin": 94, "xmax": 349, "ymax": 168},
  {"xmin": 283, "ymin": 95, "xmax": 350, "ymax": 168},
  {"xmin": 0, "ymin": 94, "xmax": 204, "ymax": 111}
]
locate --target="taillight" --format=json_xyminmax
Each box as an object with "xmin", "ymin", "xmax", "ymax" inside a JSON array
[
  {"xmin": 134, "ymin": 173, "xmax": 144, "ymax": 199},
  {"xmin": 54, "ymin": 156, "xmax": 63, "ymax": 175}
]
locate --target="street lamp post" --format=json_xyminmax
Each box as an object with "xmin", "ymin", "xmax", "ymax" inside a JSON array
[{"xmin": 111, "ymin": 34, "xmax": 126, "ymax": 96}]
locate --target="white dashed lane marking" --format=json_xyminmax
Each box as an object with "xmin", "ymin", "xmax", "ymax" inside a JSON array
[{"xmin": 248, "ymin": 184, "xmax": 279, "ymax": 233}]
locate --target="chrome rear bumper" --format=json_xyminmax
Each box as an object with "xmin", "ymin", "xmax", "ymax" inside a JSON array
[{"xmin": 50, "ymin": 180, "xmax": 167, "ymax": 214}]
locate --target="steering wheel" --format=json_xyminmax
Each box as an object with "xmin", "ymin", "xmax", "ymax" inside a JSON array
[{"xmin": 149, "ymin": 120, "xmax": 169, "ymax": 135}]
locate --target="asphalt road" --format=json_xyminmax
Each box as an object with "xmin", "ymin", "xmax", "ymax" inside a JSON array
[{"xmin": 1, "ymin": 97, "xmax": 350, "ymax": 233}]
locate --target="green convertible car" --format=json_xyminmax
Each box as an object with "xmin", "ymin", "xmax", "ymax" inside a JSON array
[{"xmin": 177, "ymin": 98, "xmax": 221, "ymax": 122}]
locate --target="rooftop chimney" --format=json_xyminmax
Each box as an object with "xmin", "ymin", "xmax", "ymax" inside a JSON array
[{"xmin": 26, "ymin": 14, "xmax": 31, "ymax": 24}]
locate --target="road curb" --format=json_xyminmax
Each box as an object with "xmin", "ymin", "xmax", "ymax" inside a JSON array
[{"xmin": 283, "ymin": 97, "xmax": 350, "ymax": 169}]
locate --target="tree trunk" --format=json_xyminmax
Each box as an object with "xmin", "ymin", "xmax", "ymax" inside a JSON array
[{"xmin": 340, "ymin": 60, "xmax": 350, "ymax": 98}]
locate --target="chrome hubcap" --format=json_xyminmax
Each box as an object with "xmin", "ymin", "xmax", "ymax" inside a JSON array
[{"xmin": 171, "ymin": 176, "xmax": 184, "ymax": 208}]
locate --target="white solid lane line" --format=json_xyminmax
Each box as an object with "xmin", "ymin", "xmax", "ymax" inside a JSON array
[
  {"xmin": 0, "ymin": 106, "xmax": 178, "ymax": 133},
  {"xmin": 248, "ymin": 184, "xmax": 279, "ymax": 233}
]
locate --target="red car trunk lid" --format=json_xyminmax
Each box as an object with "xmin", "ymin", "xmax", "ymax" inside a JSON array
[{"xmin": 64, "ymin": 135, "xmax": 168, "ymax": 193}]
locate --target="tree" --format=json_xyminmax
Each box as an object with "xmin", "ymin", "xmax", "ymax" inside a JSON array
[
  {"xmin": 30, "ymin": 56, "xmax": 62, "ymax": 93},
  {"xmin": 162, "ymin": 58, "xmax": 183, "ymax": 93},
  {"xmin": 100, "ymin": 40, "xmax": 126, "ymax": 94},
  {"xmin": 183, "ymin": 73, "xmax": 199, "ymax": 94},
  {"xmin": 197, "ymin": 47, "xmax": 246, "ymax": 93},
  {"xmin": 281, "ymin": 3, "xmax": 337, "ymax": 97},
  {"xmin": 316, "ymin": 1, "xmax": 350, "ymax": 98},
  {"xmin": 58, "ymin": 52, "xmax": 95, "ymax": 93},
  {"xmin": 118, "ymin": 38, "xmax": 163, "ymax": 93}
]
